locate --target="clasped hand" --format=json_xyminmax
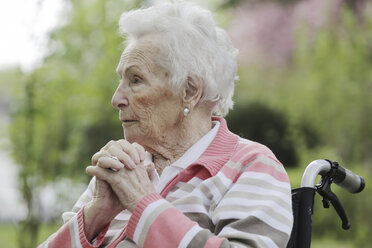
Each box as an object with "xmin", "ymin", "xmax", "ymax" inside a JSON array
[{"xmin": 86, "ymin": 139, "xmax": 156, "ymax": 214}]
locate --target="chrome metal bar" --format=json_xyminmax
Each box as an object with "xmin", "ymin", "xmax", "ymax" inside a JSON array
[{"xmin": 300, "ymin": 159, "xmax": 332, "ymax": 188}]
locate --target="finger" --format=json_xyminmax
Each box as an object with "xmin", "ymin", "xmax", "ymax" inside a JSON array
[
  {"xmin": 107, "ymin": 146, "xmax": 136, "ymax": 169},
  {"xmin": 87, "ymin": 165, "xmax": 125, "ymax": 189},
  {"xmin": 92, "ymin": 149, "xmax": 109, "ymax": 166},
  {"xmin": 86, "ymin": 165, "xmax": 115, "ymax": 183},
  {"xmin": 97, "ymin": 156, "xmax": 125, "ymax": 171},
  {"xmin": 134, "ymin": 163, "xmax": 152, "ymax": 184},
  {"xmin": 132, "ymin": 142, "xmax": 146, "ymax": 162},
  {"xmin": 146, "ymin": 162, "xmax": 156, "ymax": 181},
  {"xmin": 118, "ymin": 139, "xmax": 140, "ymax": 164},
  {"xmin": 102, "ymin": 140, "xmax": 117, "ymax": 150}
]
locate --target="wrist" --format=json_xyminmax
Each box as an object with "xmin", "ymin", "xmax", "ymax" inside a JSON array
[
  {"xmin": 83, "ymin": 202, "xmax": 115, "ymax": 241},
  {"xmin": 127, "ymin": 193, "xmax": 153, "ymax": 212}
]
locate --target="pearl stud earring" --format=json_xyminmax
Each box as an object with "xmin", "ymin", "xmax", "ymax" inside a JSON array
[{"xmin": 183, "ymin": 107, "xmax": 190, "ymax": 116}]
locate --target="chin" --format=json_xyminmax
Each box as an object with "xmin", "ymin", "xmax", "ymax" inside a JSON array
[{"xmin": 123, "ymin": 130, "xmax": 139, "ymax": 144}]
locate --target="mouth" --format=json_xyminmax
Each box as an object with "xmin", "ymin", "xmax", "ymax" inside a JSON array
[{"xmin": 121, "ymin": 120, "xmax": 138, "ymax": 126}]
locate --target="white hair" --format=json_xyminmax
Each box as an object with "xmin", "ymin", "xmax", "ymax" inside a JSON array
[{"xmin": 118, "ymin": 1, "xmax": 238, "ymax": 116}]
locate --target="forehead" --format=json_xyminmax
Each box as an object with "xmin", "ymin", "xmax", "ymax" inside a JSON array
[{"xmin": 116, "ymin": 38, "xmax": 164, "ymax": 76}]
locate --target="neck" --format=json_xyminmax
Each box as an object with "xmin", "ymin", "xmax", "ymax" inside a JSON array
[{"xmin": 146, "ymin": 112, "xmax": 212, "ymax": 174}]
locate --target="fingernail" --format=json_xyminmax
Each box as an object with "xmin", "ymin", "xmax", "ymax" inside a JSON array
[
  {"xmin": 140, "ymin": 152, "xmax": 145, "ymax": 161},
  {"xmin": 134, "ymin": 154, "xmax": 140, "ymax": 164},
  {"xmin": 129, "ymin": 160, "xmax": 136, "ymax": 169}
]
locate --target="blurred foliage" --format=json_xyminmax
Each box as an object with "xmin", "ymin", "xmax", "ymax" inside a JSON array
[
  {"xmin": 9, "ymin": 0, "xmax": 142, "ymax": 246},
  {"xmin": 0, "ymin": 223, "xmax": 61, "ymax": 248},
  {"xmin": 221, "ymin": 0, "xmax": 301, "ymax": 8},
  {"xmin": 236, "ymin": 7, "xmax": 372, "ymax": 167},
  {"xmin": 233, "ymin": 4, "xmax": 372, "ymax": 247},
  {"xmin": 289, "ymin": 9, "xmax": 372, "ymax": 165},
  {"xmin": 226, "ymin": 102, "xmax": 299, "ymax": 167}
]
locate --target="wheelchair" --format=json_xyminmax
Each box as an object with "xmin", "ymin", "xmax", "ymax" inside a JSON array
[{"xmin": 286, "ymin": 159, "xmax": 366, "ymax": 248}]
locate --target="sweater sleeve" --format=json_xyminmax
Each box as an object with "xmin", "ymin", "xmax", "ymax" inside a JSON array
[
  {"xmin": 38, "ymin": 177, "xmax": 110, "ymax": 248},
  {"xmin": 211, "ymin": 153, "xmax": 293, "ymax": 248},
  {"xmin": 125, "ymin": 154, "xmax": 293, "ymax": 248},
  {"xmin": 38, "ymin": 207, "xmax": 110, "ymax": 248}
]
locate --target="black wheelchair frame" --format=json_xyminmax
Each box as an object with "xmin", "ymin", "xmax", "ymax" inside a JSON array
[{"xmin": 286, "ymin": 159, "xmax": 365, "ymax": 248}]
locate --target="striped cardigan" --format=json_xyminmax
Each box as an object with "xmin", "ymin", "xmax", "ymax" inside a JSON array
[{"xmin": 39, "ymin": 117, "xmax": 293, "ymax": 248}]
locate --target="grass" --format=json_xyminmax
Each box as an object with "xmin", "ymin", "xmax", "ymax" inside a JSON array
[
  {"xmin": 312, "ymin": 238, "xmax": 353, "ymax": 248},
  {"xmin": 0, "ymin": 222, "xmax": 60, "ymax": 248},
  {"xmin": 0, "ymin": 224, "xmax": 17, "ymax": 248}
]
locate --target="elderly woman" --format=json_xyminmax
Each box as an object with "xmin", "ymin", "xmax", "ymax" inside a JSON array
[{"xmin": 40, "ymin": 2, "xmax": 293, "ymax": 248}]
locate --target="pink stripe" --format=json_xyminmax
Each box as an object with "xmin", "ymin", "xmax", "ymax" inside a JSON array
[
  {"xmin": 107, "ymin": 226, "xmax": 127, "ymax": 248},
  {"xmin": 47, "ymin": 224, "xmax": 72, "ymax": 248},
  {"xmin": 78, "ymin": 207, "xmax": 109, "ymax": 248},
  {"xmin": 203, "ymin": 236, "xmax": 224, "ymax": 248},
  {"xmin": 231, "ymin": 143, "xmax": 280, "ymax": 165},
  {"xmin": 230, "ymin": 144, "xmax": 261, "ymax": 164},
  {"xmin": 126, "ymin": 193, "xmax": 163, "ymax": 238},
  {"xmin": 246, "ymin": 162, "xmax": 289, "ymax": 183},
  {"xmin": 195, "ymin": 168, "xmax": 211, "ymax": 180},
  {"xmin": 230, "ymin": 146, "xmax": 253, "ymax": 163},
  {"xmin": 220, "ymin": 165, "xmax": 239, "ymax": 181},
  {"xmin": 143, "ymin": 207, "xmax": 197, "ymax": 248}
]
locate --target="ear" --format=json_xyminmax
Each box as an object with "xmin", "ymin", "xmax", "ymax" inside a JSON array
[{"xmin": 182, "ymin": 76, "xmax": 203, "ymax": 108}]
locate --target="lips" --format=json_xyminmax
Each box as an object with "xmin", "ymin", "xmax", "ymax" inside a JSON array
[{"xmin": 122, "ymin": 120, "xmax": 137, "ymax": 129}]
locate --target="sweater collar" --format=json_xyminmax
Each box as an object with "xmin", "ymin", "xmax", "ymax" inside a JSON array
[{"xmin": 191, "ymin": 116, "xmax": 240, "ymax": 176}]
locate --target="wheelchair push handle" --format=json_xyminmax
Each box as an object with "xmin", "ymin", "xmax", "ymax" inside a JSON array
[
  {"xmin": 332, "ymin": 163, "xmax": 365, "ymax": 193},
  {"xmin": 300, "ymin": 159, "xmax": 365, "ymax": 230},
  {"xmin": 300, "ymin": 159, "xmax": 365, "ymax": 193}
]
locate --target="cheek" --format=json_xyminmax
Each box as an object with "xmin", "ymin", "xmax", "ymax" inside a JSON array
[
  {"xmin": 132, "ymin": 93, "xmax": 159, "ymax": 122},
  {"xmin": 133, "ymin": 89, "xmax": 181, "ymax": 128},
  {"xmin": 135, "ymin": 94, "xmax": 157, "ymax": 108},
  {"xmin": 129, "ymin": 97, "xmax": 157, "ymax": 134},
  {"xmin": 135, "ymin": 87, "xmax": 174, "ymax": 107},
  {"xmin": 134, "ymin": 87, "xmax": 177, "ymax": 113}
]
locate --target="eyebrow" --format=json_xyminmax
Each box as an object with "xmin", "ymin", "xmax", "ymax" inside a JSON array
[{"xmin": 117, "ymin": 64, "xmax": 143, "ymax": 79}]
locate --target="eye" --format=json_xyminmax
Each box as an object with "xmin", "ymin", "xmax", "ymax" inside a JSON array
[{"xmin": 131, "ymin": 76, "xmax": 143, "ymax": 85}]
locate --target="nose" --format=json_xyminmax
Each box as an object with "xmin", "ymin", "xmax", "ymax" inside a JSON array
[{"xmin": 111, "ymin": 83, "xmax": 129, "ymax": 109}]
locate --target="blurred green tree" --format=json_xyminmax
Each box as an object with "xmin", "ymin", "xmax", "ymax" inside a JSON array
[
  {"xmin": 233, "ymin": 4, "xmax": 372, "ymax": 245},
  {"xmin": 10, "ymin": 0, "xmax": 142, "ymax": 247},
  {"xmin": 237, "ymin": 6, "xmax": 372, "ymax": 167},
  {"xmin": 226, "ymin": 102, "xmax": 299, "ymax": 167},
  {"xmin": 285, "ymin": 8, "xmax": 372, "ymax": 165}
]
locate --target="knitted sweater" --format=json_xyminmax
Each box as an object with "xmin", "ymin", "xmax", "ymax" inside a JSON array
[{"xmin": 39, "ymin": 117, "xmax": 293, "ymax": 248}]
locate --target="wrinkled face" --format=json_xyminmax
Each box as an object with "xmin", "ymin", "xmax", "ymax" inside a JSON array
[{"xmin": 112, "ymin": 38, "xmax": 183, "ymax": 146}]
